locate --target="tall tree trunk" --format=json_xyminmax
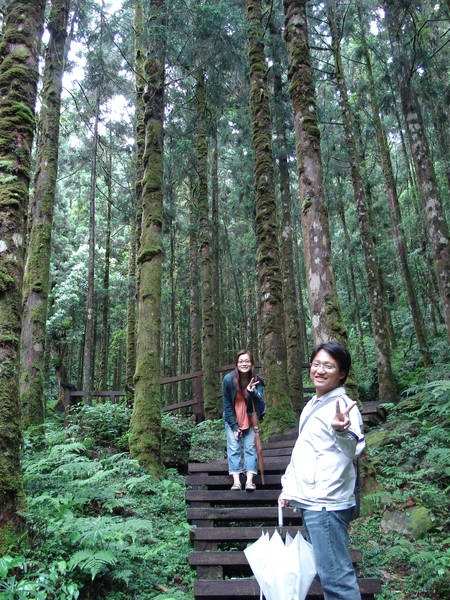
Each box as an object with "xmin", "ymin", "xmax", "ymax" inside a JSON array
[
  {"xmin": 338, "ymin": 202, "xmax": 366, "ymax": 366},
  {"xmin": 134, "ymin": 0, "xmax": 145, "ymax": 261},
  {"xmin": 211, "ymin": 120, "xmax": 221, "ymax": 366},
  {"xmin": 354, "ymin": 110, "xmax": 397, "ymax": 351},
  {"xmin": 327, "ymin": 3, "xmax": 396, "ymax": 402},
  {"xmin": 388, "ymin": 71, "xmax": 442, "ymax": 318},
  {"xmin": 125, "ymin": 205, "xmax": 137, "ymax": 388},
  {"xmin": 20, "ymin": 0, "xmax": 71, "ymax": 428},
  {"xmin": 282, "ymin": 0, "xmax": 355, "ymax": 395},
  {"xmin": 356, "ymin": 0, "xmax": 430, "ymax": 365},
  {"xmin": 126, "ymin": 0, "xmax": 144, "ymax": 389},
  {"xmin": 188, "ymin": 177, "xmax": 201, "ymax": 373},
  {"xmin": 99, "ymin": 154, "xmax": 112, "ymax": 390},
  {"xmin": 129, "ymin": 0, "xmax": 166, "ymax": 473},
  {"xmin": 246, "ymin": 0, "xmax": 294, "ymax": 431},
  {"xmin": 385, "ymin": 0, "xmax": 450, "ymax": 341},
  {"xmin": 245, "ymin": 270, "xmax": 253, "ymax": 348},
  {"xmin": 271, "ymin": 45, "xmax": 303, "ymax": 414},
  {"xmin": 224, "ymin": 251, "xmax": 233, "ymax": 361},
  {"xmin": 196, "ymin": 68, "xmax": 217, "ymax": 419},
  {"xmin": 82, "ymin": 90, "xmax": 100, "ymax": 403},
  {"xmin": 93, "ymin": 311, "xmax": 99, "ymax": 388},
  {"xmin": 0, "ymin": 0, "xmax": 46, "ymax": 552},
  {"xmin": 115, "ymin": 333, "xmax": 123, "ymax": 391},
  {"xmin": 292, "ymin": 211, "xmax": 309, "ymax": 362},
  {"xmin": 169, "ymin": 210, "xmax": 178, "ymax": 404}
]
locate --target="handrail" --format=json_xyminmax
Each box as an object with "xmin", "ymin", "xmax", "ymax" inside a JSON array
[{"xmin": 63, "ymin": 362, "xmax": 313, "ymax": 424}]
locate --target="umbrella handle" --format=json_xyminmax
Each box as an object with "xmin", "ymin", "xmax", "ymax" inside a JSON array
[{"xmin": 278, "ymin": 501, "xmax": 284, "ymax": 527}]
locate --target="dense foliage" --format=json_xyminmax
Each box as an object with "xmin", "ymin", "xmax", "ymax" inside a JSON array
[
  {"xmin": 350, "ymin": 347, "xmax": 450, "ymax": 599},
  {"xmin": 0, "ymin": 410, "xmax": 194, "ymax": 599}
]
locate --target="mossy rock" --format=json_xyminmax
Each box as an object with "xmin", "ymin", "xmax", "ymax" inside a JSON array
[
  {"xmin": 408, "ymin": 506, "xmax": 433, "ymax": 539},
  {"xmin": 380, "ymin": 506, "xmax": 433, "ymax": 539},
  {"xmin": 366, "ymin": 429, "xmax": 392, "ymax": 448}
]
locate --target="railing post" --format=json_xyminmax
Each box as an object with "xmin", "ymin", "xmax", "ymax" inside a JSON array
[
  {"xmin": 64, "ymin": 386, "xmax": 71, "ymax": 427},
  {"xmin": 196, "ymin": 373, "xmax": 203, "ymax": 423}
]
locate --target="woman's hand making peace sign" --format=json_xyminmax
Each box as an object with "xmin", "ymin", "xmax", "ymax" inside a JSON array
[{"xmin": 246, "ymin": 377, "xmax": 259, "ymax": 393}]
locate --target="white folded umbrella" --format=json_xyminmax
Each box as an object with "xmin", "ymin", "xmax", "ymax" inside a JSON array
[{"xmin": 244, "ymin": 503, "xmax": 316, "ymax": 600}]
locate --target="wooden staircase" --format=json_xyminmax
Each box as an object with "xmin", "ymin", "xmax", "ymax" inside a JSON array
[{"xmin": 186, "ymin": 429, "xmax": 382, "ymax": 599}]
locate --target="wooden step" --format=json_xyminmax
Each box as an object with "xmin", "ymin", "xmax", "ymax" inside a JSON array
[
  {"xmin": 186, "ymin": 473, "xmax": 282, "ymax": 488},
  {"xmin": 258, "ymin": 445, "xmax": 295, "ymax": 457},
  {"xmin": 186, "ymin": 489, "xmax": 282, "ymax": 503},
  {"xmin": 193, "ymin": 577, "xmax": 381, "ymax": 599},
  {"xmin": 189, "ymin": 548, "xmax": 362, "ymax": 567},
  {"xmin": 190, "ymin": 525, "xmax": 305, "ymax": 543},
  {"xmin": 263, "ymin": 428, "xmax": 298, "ymax": 443},
  {"xmin": 187, "ymin": 506, "xmax": 303, "ymax": 523},
  {"xmin": 188, "ymin": 455, "xmax": 290, "ymax": 473},
  {"xmin": 261, "ymin": 434, "xmax": 298, "ymax": 449}
]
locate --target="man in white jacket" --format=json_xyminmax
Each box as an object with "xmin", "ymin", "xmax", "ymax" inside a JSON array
[{"xmin": 280, "ymin": 341, "xmax": 366, "ymax": 600}]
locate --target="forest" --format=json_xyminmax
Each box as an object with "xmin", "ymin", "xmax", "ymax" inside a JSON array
[{"xmin": 0, "ymin": 0, "xmax": 448, "ymax": 598}]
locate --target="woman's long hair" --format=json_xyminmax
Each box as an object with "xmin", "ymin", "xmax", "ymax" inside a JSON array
[{"xmin": 232, "ymin": 349, "xmax": 256, "ymax": 391}]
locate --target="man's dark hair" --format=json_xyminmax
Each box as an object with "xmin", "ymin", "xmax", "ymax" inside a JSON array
[{"xmin": 310, "ymin": 341, "xmax": 351, "ymax": 383}]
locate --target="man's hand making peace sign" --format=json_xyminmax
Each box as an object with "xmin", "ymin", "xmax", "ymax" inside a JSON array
[{"xmin": 331, "ymin": 399, "xmax": 357, "ymax": 432}]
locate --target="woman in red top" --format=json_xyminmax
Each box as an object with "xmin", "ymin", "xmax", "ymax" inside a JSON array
[{"xmin": 222, "ymin": 350, "xmax": 265, "ymax": 491}]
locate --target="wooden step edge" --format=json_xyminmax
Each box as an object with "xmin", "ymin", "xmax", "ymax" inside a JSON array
[
  {"xmin": 187, "ymin": 506, "xmax": 303, "ymax": 521},
  {"xmin": 193, "ymin": 577, "xmax": 381, "ymax": 598},
  {"xmin": 186, "ymin": 489, "xmax": 282, "ymax": 501},
  {"xmin": 190, "ymin": 525, "xmax": 305, "ymax": 541},
  {"xmin": 189, "ymin": 548, "xmax": 362, "ymax": 566},
  {"xmin": 186, "ymin": 474, "xmax": 282, "ymax": 487},
  {"xmin": 188, "ymin": 457, "xmax": 290, "ymax": 473}
]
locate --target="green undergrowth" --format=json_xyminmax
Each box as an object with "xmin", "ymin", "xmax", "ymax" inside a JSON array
[
  {"xmin": 1, "ymin": 406, "xmax": 196, "ymax": 599},
  {"xmin": 350, "ymin": 368, "xmax": 450, "ymax": 599}
]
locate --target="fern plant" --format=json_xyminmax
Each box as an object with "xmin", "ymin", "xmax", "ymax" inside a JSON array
[{"xmin": 14, "ymin": 413, "xmax": 195, "ymax": 599}]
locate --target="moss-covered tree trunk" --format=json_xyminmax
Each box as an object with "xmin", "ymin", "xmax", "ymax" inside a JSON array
[
  {"xmin": 270, "ymin": 27, "xmax": 304, "ymax": 414},
  {"xmin": 0, "ymin": 0, "xmax": 46, "ymax": 552},
  {"xmin": 19, "ymin": 0, "xmax": 70, "ymax": 429},
  {"xmin": 327, "ymin": 3, "xmax": 396, "ymax": 402},
  {"xmin": 126, "ymin": 0, "xmax": 144, "ymax": 390},
  {"xmin": 129, "ymin": 0, "xmax": 166, "ymax": 473},
  {"xmin": 188, "ymin": 176, "xmax": 201, "ymax": 373},
  {"xmin": 196, "ymin": 68, "xmax": 217, "ymax": 419},
  {"xmin": 246, "ymin": 0, "xmax": 294, "ymax": 432},
  {"xmin": 385, "ymin": 0, "xmax": 450, "ymax": 342},
  {"xmin": 282, "ymin": 1, "xmax": 352, "ymax": 387}
]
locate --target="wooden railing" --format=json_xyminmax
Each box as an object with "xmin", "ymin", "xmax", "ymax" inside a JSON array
[{"xmin": 60, "ymin": 362, "xmax": 346, "ymax": 425}]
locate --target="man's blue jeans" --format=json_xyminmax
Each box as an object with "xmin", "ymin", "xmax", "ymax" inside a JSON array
[
  {"xmin": 225, "ymin": 422, "xmax": 257, "ymax": 474},
  {"xmin": 301, "ymin": 507, "xmax": 361, "ymax": 600}
]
